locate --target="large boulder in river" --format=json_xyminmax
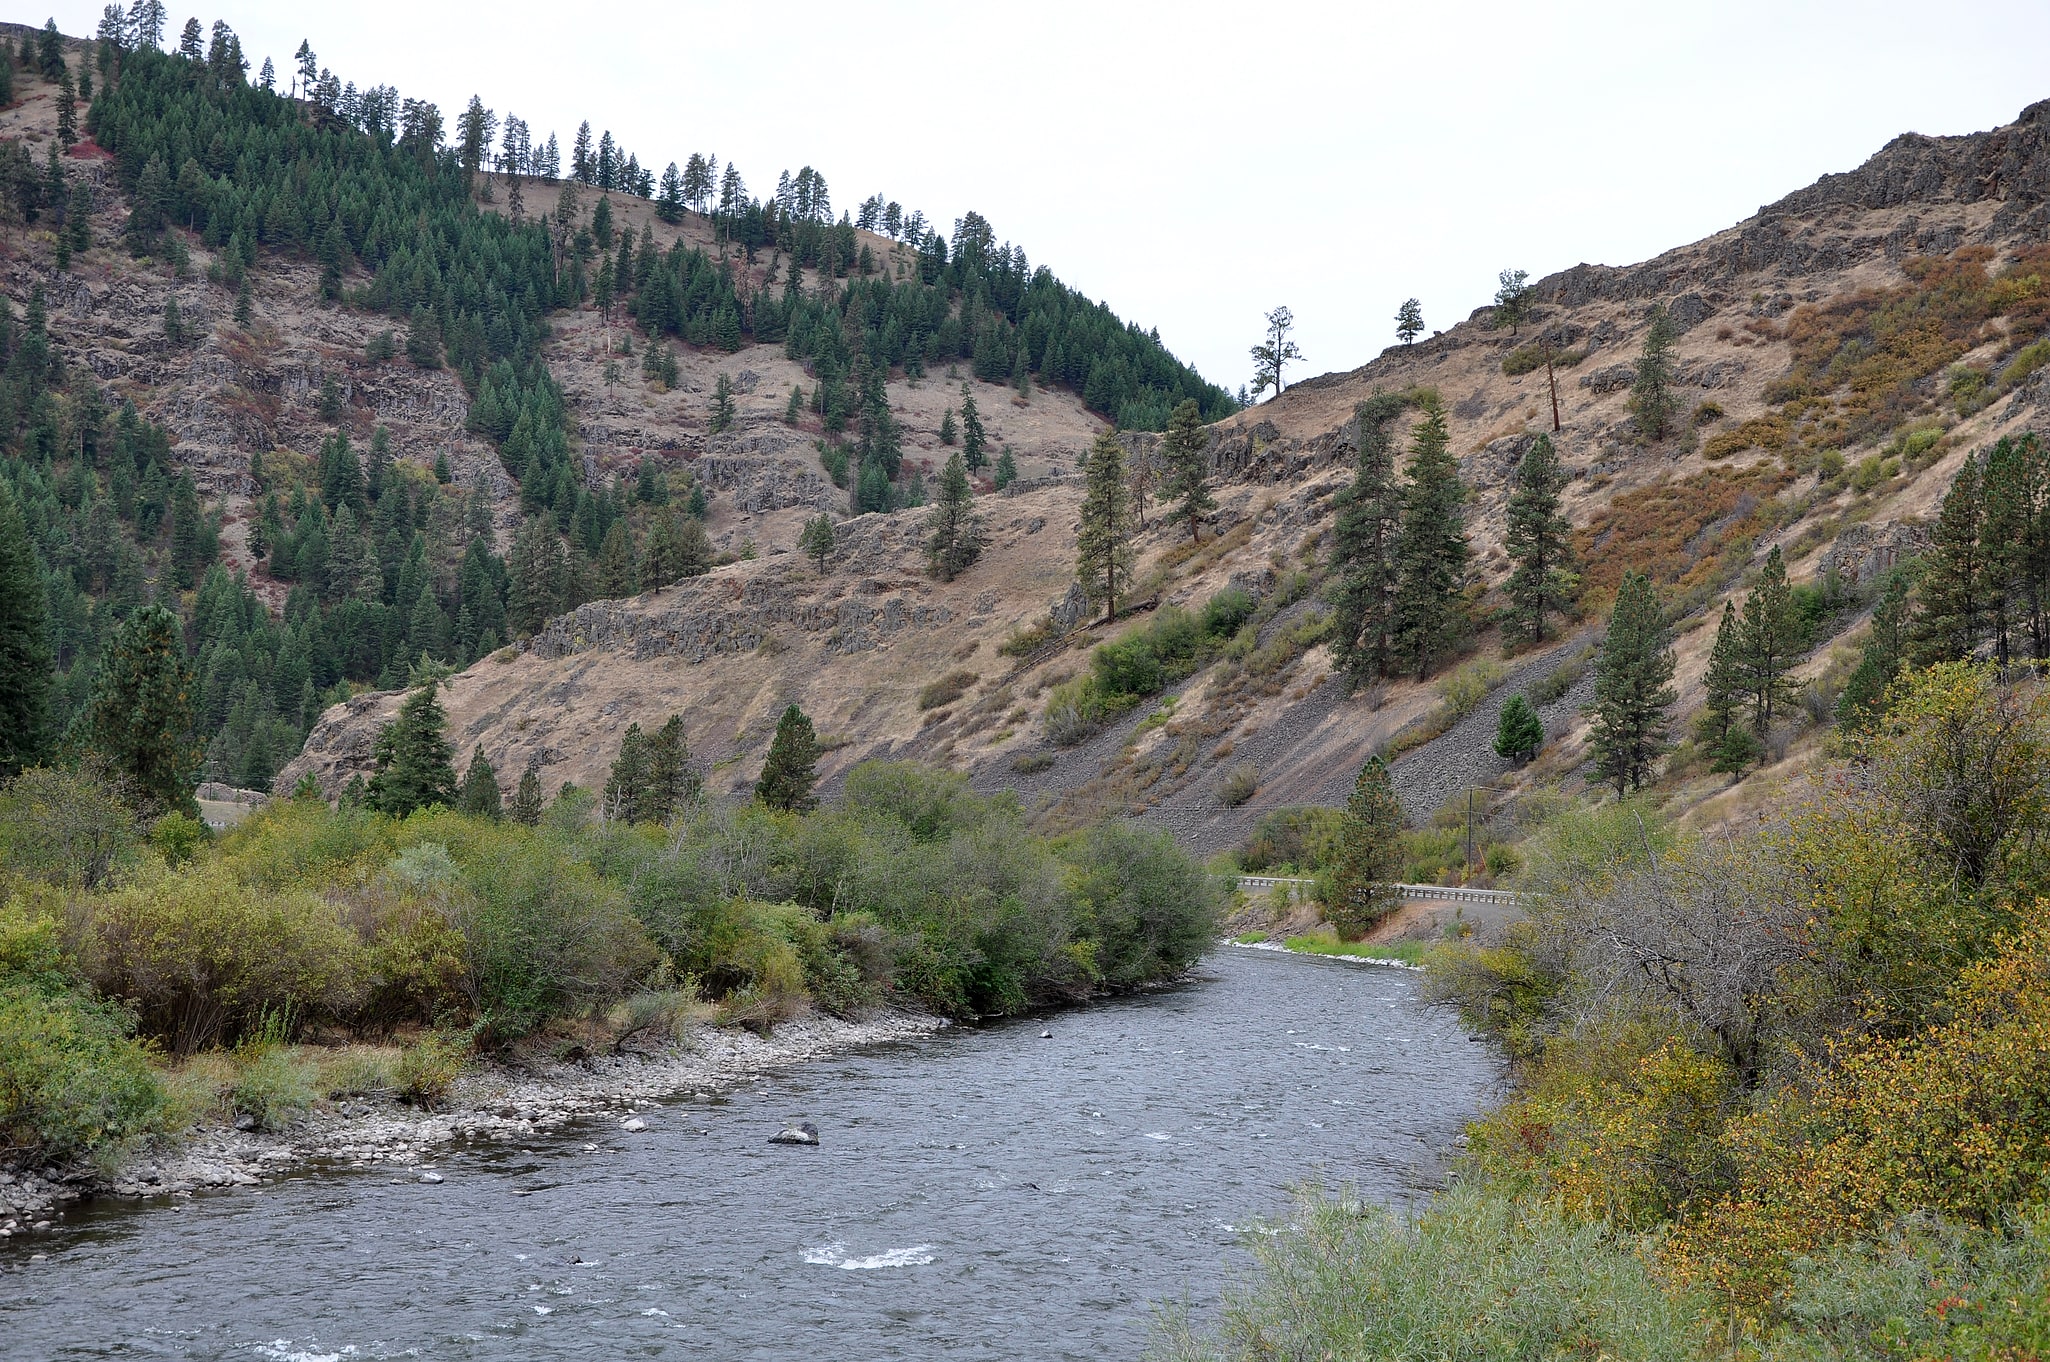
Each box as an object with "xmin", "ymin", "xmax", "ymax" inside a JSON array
[{"xmin": 769, "ymin": 1121, "xmax": 820, "ymax": 1146}]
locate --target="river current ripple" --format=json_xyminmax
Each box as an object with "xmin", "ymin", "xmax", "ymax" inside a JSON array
[{"xmin": 5, "ymin": 948, "xmax": 1498, "ymax": 1360}]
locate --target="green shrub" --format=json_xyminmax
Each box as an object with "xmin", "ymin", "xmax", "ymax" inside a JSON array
[
  {"xmin": 2000, "ymin": 337, "xmax": 2050, "ymax": 389},
  {"xmin": 1152, "ymin": 1182, "xmax": 1697, "ymax": 1361},
  {"xmin": 916, "ymin": 670, "xmax": 978, "ymax": 711},
  {"xmin": 0, "ymin": 767, "xmax": 142, "ymax": 890},
  {"xmin": 229, "ymin": 1044, "xmax": 317, "ymax": 1130},
  {"xmin": 150, "ymin": 811, "xmax": 210, "ymax": 866},
  {"xmin": 1692, "ymin": 399, "xmax": 1725, "ymax": 425},
  {"xmin": 1239, "ymin": 807, "xmax": 1344, "ymax": 874},
  {"xmin": 1062, "ymin": 821, "xmax": 1218, "ymax": 988},
  {"xmin": 395, "ymin": 1031, "xmax": 466, "ymax": 1107},
  {"xmin": 320, "ymin": 1047, "xmax": 396, "ymax": 1097},
  {"xmin": 0, "ymin": 910, "xmax": 166, "ymax": 1165},
  {"xmin": 841, "ymin": 761, "xmax": 982, "ymax": 841},
  {"xmin": 1500, "ymin": 344, "xmax": 1587, "ymax": 377},
  {"xmin": 81, "ymin": 866, "xmax": 368, "ymax": 1054},
  {"xmin": 1010, "ymin": 751, "xmax": 1055, "ymax": 774},
  {"xmin": 1202, "ymin": 587, "xmax": 1256, "ymax": 638},
  {"xmin": 1216, "ymin": 762, "xmax": 1260, "ymax": 807},
  {"xmin": 1435, "ymin": 657, "xmax": 1507, "ymax": 720}
]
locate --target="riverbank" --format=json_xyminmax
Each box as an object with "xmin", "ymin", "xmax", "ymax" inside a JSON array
[{"xmin": 0, "ymin": 1008, "xmax": 946, "ymax": 1240}]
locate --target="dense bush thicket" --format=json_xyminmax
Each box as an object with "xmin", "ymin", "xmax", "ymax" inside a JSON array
[
  {"xmin": 1169, "ymin": 661, "xmax": 2050, "ymax": 1358},
  {"xmin": 0, "ymin": 759, "xmax": 1215, "ymax": 1166}
]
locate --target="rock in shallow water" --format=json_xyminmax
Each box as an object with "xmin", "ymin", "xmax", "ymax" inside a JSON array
[
  {"xmin": 768, "ymin": 1121, "xmax": 820, "ymax": 1146},
  {"xmin": 621, "ymin": 1117, "xmax": 648, "ymax": 1132}
]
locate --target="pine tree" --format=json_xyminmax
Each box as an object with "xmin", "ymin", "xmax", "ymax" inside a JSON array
[
  {"xmin": 1979, "ymin": 435, "xmax": 2034, "ymax": 667},
  {"xmin": 1395, "ymin": 298, "xmax": 1424, "ymax": 346},
  {"xmin": 508, "ymin": 763, "xmax": 544, "ymax": 825},
  {"xmin": 924, "ymin": 452, "xmax": 984, "ymax": 582},
  {"xmin": 993, "ymin": 446, "xmax": 1017, "ymax": 490},
  {"xmin": 366, "ymin": 683, "xmax": 458, "ymax": 817},
  {"xmin": 645, "ymin": 714, "xmax": 697, "ymax": 821},
  {"xmin": 1159, "ymin": 398, "xmax": 1216, "ymax": 543},
  {"xmin": 755, "ymin": 704, "xmax": 820, "ymax": 812},
  {"xmin": 1075, "ymin": 429, "xmax": 1134, "ymax": 624},
  {"xmin": 1629, "ymin": 304, "xmax": 1678, "ymax": 441},
  {"xmin": 959, "ymin": 384, "xmax": 987, "ymax": 471},
  {"xmin": 458, "ymin": 744, "xmax": 501, "ymax": 819},
  {"xmin": 1914, "ymin": 451, "xmax": 1987, "ymax": 663},
  {"xmin": 594, "ymin": 520, "xmax": 638, "ymax": 598},
  {"xmin": 1737, "ymin": 545, "xmax": 1800, "ymax": 735},
  {"xmin": 1836, "ymin": 569, "xmax": 1912, "ymax": 731},
  {"xmin": 709, "ymin": 372, "xmax": 735, "ymax": 434},
  {"xmin": 1501, "ymin": 433, "xmax": 1574, "ymax": 646},
  {"xmin": 56, "ymin": 67, "xmax": 77, "ymax": 147},
  {"xmin": 1391, "ymin": 401, "xmax": 1470, "ymax": 681},
  {"xmin": 1327, "ymin": 755, "xmax": 1403, "ymax": 938},
  {"xmin": 1493, "ymin": 694, "xmax": 1544, "ymax": 763},
  {"xmin": 1588, "ymin": 570, "xmax": 1676, "ymax": 796},
  {"xmin": 799, "ymin": 513, "xmax": 836, "ymax": 574},
  {"xmin": 86, "ymin": 603, "xmax": 200, "ymax": 815},
  {"xmin": 1248, "ymin": 305, "xmax": 1302, "ymax": 401},
  {"xmin": 1328, "ymin": 394, "xmax": 1409, "ymax": 686},
  {"xmin": 506, "ymin": 516, "xmax": 565, "ymax": 636},
  {"xmin": 0, "ymin": 478, "xmax": 51, "ymax": 776},
  {"xmin": 1701, "ymin": 599, "xmax": 1743, "ymax": 746},
  {"xmin": 603, "ymin": 722, "xmax": 652, "ymax": 822},
  {"xmin": 784, "ymin": 385, "xmax": 804, "ymax": 425}
]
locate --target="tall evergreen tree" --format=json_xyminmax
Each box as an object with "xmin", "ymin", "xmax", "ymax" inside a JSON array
[
  {"xmin": 1327, "ymin": 755, "xmax": 1403, "ymax": 939},
  {"xmin": 594, "ymin": 519, "xmax": 638, "ymax": 598},
  {"xmin": 1391, "ymin": 401, "xmax": 1471, "ymax": 681},
  {"xmin": 645, "ymin": 714, "xmax": 697, "ymax": 821},
  {"xmin": 0, "ymin": 478, "xmax": 51, "ymax": 776},
  {"xmin": 366, "ymin": 683, "xmax": 458, "ymax": 817},
  {"xmin": 1395, "ymin": 297, "xmax": 1424, "ymax": 346},
  {"xmin": 755, "ymin": 704, "xmax": 820, "ymax": 812},
  {"xmin": 1836, "ymin": 569, "xmax": 1913, "ymax": 731},
  {"xmin": 924, "ymin": 452, "xmax": 984, "ymax": 582},
  {"xmin": 1701, "ymin": 599, "xmax": 1743, "ymax": 746},
  {"xmin": 799, "ymin": 513, "xmax": 836, "ymax": 575},
  {"xmin": 1493, "ymin": 694, "xmax": 1544, "ymax": 764},
  {"xmin": 506, "ymin": 515, "xmax": 566, "ymax": 635},
  {"xmin": 958, "ymin": 384, "xmax": 987, "ymax": 471},
  {"xmin": 1075, "ymin": 429, "xmax": 1135, "ymax": 624},
  {"xmin": 1501, "ymin": 433, "xmax": 1574, "ymax": 646},
  {"xmin": 1736, "ymin": 545, "xmax": 1800, "ymax": 735},
  {"xmin": 1978, "ymin": 433, "xmax": 2034, "ymax": 667},
  {"xmin": 1914, "ymin": 452, "xmax": 1987, "ymax": 663},
  {"xmin": 709, "ymin": 372, "xmax": 735, "ymax": 433},
  {"xmin": 1588, "ymin": 571, "xmax": 1676, "ymax": 796},
  {"xmin": 458, "ymin": 744, "xmax": 501, "ymax": 820},
  {"xmin": 1629, "ymin": 304, "xmax": 1678, "ymax": 441},
  {"xmin": 603, "ymin": 722, "xmax": 651, "ymax": 822},
  {"xmin": 508, "ymin": 763, "xmax": 544, "ymax": 826},
  {"xmin": 1329, "ymin": 394, "xmax": 1409, "ymax": 686},
  {"xmin": 84, "ymin": 603, "xmax": 200, "ymax": 814},
  {"xmin": 1159, "ymin": 398, "xmax": 1215, "ymax": 543}
]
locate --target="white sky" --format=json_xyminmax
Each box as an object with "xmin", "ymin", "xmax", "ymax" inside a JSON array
[{"xmin": 49, "ymin": 1, "xmax": 2050, "ymax": 399}]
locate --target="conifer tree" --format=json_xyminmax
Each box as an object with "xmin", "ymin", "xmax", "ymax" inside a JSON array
[
  {"xmin": 938, "ymin": 406, "xmax": 957, "ymax": 446},
  {"xmin": 709, "ymin": 372, "xmax": 735, "ymax": 434},
  {"xmin": 56, "ymin": 67, "xmax": 77, "ymax": 147},
  {"xmin": 84, "ymin": 602, "xmax": 199, "ymax": 814},
  {"xmin": 645, "ymin": 714, "xmax": 696, "ymax": 821},
  {"xmin": 959, "ymin": 384, "xmax": 987, "ymax": 471},
  {"xmin": 1395, "ymin": 298, "xmax": 1424, "ymax": 346},
  {"xmin": 1914, "ymin": 451, "xmax": 1987, "ymax": 663},
  {"xmin": 925, "ymin": 452, "xmax": 984, "ymax": 582},
  {"xmin": 1737, "ymin": 545, "xmax": 1800, "ymax": 735},
  {"xmin": 1391, "ymin": 401, "xmax": 1470, "ymax": 681},
  {"xmin": 1248, "ymin": 305, "xmax": 1302, "ymax": 401},
  {"xmin": 506, "ymin": 516, "xmax": 566, "ymax": 636},
  {"xmin": 1629, "ymin": 304, "xmax": 1678, "ymax": 441},
  {"xmin": 993, "ymin": 446, "xmax": 1016, "ymax": 490},
  {"xmin": 1701, "ymin": 599, "xmax": 1743, "ymax": 747},
  {"xmin": 458, "ymin": 744, "xmax": 501, "ymax": 820},
  {"xmin": 594, "ymin": 520, "xmax": 638, "ymax": 598},
  {"xmin": 1329, "ymin": 395, "xmax": 1408, "ymax": 686},
  {"xmin": 755, "ymin": 704, "xmax": 820, "ymax": 812},
  {"xmin": 1327, "ymin": 755, "xmax": 1403, "ymax": 938},
  {"xmin": 603, "ymin": 722, "xmax": 651, "ymax": 822},
  {"xmin": 1501, "ymin": 433, "xmax": 1574, "ymax": 646},
  {"xmin": 1836, "ymin": 569, "xmax": 1912, "ymax": 731},
  {"xmin": 508, "ymin": 763, "xmax": 544, "ymax": 826},
  {"xmin": 0, "ymin": 478, "xmax": 51, "ymax": 776},
  {"xmin": 799, "ymin": 514, "xmax": 836, "ymax": 575},
  {"xmin": 1978, "ymin": 434, "xmax": 2034, "ymax": 666},
  {"xmin": 1493, "ymin": 694, "xmax": 1544, "ymax": 763},
  {"xmin": 366, "ymin": 683, "xmax": 458, "ymax": 817},
  {"xmin": 784, "ymin": 385, "xmax": 804, "ymax": 425},
  {"xmin": 1159, "ymin": 398, "xmax": 1215, "ymax": 543},
  {"xmin": 1588, "ymin": 571, "xmax": 1676, "ymax": 796},
  {"xmin": 1075, "ymin": 429, "xmax": 1134, "ymax": 624}
]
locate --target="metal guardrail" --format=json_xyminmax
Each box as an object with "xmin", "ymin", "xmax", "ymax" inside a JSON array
[{"xmin": 1236, "ymin": 875, "xmax": 1523, "ymax": 907}]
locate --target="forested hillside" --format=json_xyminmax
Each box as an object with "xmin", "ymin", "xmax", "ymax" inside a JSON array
[{"xmin": 0, "ymin": 11, "xmax": 1230, "ymax": 802}]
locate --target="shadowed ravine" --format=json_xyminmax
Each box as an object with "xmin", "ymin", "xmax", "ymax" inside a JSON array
[{"xmin": 3, "ymin": 950, "xmax": 1497, "ymax": 1360}]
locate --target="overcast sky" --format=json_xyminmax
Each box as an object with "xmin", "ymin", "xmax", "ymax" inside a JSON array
[{"xmin": 48, "ymin": 1, "xmax": 2050, "ymax": 397}]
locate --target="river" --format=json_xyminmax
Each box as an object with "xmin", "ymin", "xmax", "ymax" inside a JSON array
[{"xmin": 3, "ymin": 948, "xmax": 1498, "ymax": 1360}]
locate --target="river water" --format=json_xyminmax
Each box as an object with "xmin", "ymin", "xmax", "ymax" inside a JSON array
[{"xmin": 4, "ymin": 948, "xmax": 1497, "ymax": 1360}]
